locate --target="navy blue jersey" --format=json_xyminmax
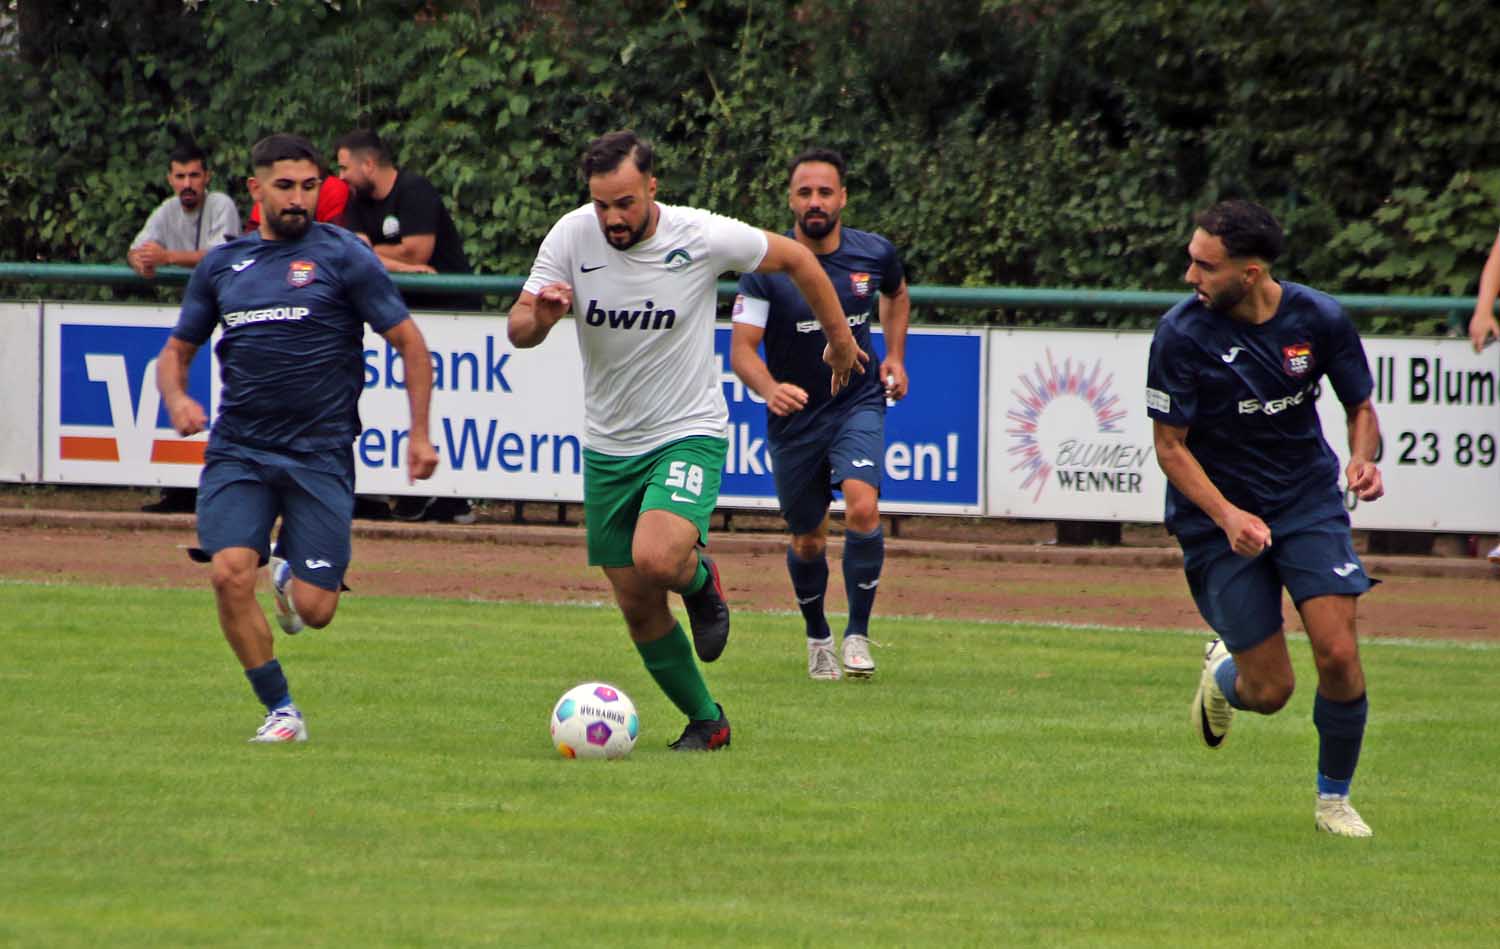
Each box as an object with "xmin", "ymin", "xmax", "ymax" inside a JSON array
[
  {"xmin": 734, "ymin": 227, "xmax": 903, "ymax": 439},
  {"xmin": 173, "ymin": 222, "xmax": 409, "ymax": 452},
  {"xmin": 1145, "ymin": 281, "xmax": 1374, "ymax": 538}
]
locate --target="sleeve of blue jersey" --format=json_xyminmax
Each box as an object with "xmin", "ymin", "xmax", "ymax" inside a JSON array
[
  {"xmin": 876, "ymin": 233, "xmax": 905, "ymax": 291},
  {"xmin": 1321, "ymin": 301, "xmax": 1375, "ymax": 406},
  {"xmin": 1144, "ymin": 317, "xmax": 1195, "ymax": 426},
  {"xmin": 341, "ymin": 232, "xmax": 411, "ymax": 333},
  {"xmin": 172, "ymin": 249, "xmax": 224, "ymax": 345}
]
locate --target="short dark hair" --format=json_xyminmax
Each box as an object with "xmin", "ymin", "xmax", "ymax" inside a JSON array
[
  {"xmin": 168, "ymin": 141, "xmax": 207, "ymax": 168},
  {"xmin": 580, "ymin": 130, "xmax": 653, "ymax": 180},
  {"xmin": 334, "ymin": 129, "xmax": 392, "ymax": 166},
  {"xmin": 788, "ymin": 147, "xmax": 846, "ymax": 185},
  {"xmin": 1194, "ymin": 200, "xmax": 1284, "ymax": 263},
  {"xmin": 251, "ymin": 133, "xmax": 322, "ymax": 171}
]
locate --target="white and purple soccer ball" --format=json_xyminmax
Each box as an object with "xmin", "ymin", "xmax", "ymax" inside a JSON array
[{"xmin": 550, "ymin": 682, "xmax": 639, "ymax": 760}]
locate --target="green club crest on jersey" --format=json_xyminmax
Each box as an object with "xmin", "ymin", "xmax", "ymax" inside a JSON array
[{"xmin": 663, "ymin": 247, "xmax": 693, "ymax": 272}]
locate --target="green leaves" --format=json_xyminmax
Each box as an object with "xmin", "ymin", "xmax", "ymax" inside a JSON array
[{"xmin": 3, "ymin": 0, "xmax": 1499, "ymax": 330}]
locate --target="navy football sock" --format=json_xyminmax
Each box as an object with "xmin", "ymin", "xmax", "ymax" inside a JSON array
[
  {"xmin": 1213, "ymin": 654, "xmax": 1245, "ymax": 709},
  {"xmin": 842, "ymin": 526, "xmax": 885, "ymax": 638},
  {"xmin": 786, "ymin": 546, "xmax": 831, "ymax": 640},
  {"xmin": 1314, "ymin": 691, "xmax": 1368, "ymax": 796},
  {"xmin": 245, "ymin": 658, "xmax": 292, "ymax": 711}
]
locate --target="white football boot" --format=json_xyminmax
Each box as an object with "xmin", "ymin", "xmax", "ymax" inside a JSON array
[
  {"xmin": 1191, "ymin": 638, "xmax": 1234, "ymax": 748},
  {"xmin": 1315, "ymin": 795, "xmax": 1373, "ymax": 838},
  {"xmin": 841, "ymin": 634, "xmax": 876, "ymax": 679},
  {"xmin": 250, "ymin": 705, "xmax": 308, "ymax": 743},
  {"xmin": 269, "ymin": 556, "xmax": 305, "ymax": 635},
  {"xmin": 807, "ymin": 638, "xmax": 841, "ymax": 680}
]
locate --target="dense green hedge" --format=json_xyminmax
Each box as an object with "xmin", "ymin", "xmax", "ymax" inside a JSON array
[{"xmin": 4, "ymin": 0, "xmax": 1500, "ymax": 330}]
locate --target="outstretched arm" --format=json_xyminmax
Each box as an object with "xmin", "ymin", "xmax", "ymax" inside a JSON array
[{"xmin": 756, "ymin": 232, "xmax": 867, "ymax": 393}]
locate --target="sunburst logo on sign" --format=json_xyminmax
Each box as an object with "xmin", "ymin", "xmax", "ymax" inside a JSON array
[{"xmin": 1006, "ymin": 351, "xmax": 1127, "ymax": 501}]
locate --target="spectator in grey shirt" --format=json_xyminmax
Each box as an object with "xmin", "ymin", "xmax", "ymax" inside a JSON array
[{"xmin": 127, "ymin": 141, "xmax": 241, "ymax": 278}]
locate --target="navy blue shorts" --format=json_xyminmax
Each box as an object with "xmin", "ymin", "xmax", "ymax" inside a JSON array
[
  {"xmin": 769, "ymin": 406, "xmax": 884, "ymax": 535},
  {"xmin": 1180, "ymin": 508, "xmax": 1375, "ymax": 653},
  {"xmin": 196, "ymin": 440, "xmax": 355, "ymax": 592}
]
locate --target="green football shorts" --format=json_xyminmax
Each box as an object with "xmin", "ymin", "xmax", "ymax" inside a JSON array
[{"xmin": 583, "ymin": 436, "xmax": 728, "ymax": 567}]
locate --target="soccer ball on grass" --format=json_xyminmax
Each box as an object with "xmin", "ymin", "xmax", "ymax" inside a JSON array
[{"xmin": 550, "ymin": 682, "xmax": 638, "ymax": 759}]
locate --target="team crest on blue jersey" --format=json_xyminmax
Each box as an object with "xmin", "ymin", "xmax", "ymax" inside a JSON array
[
  {"xmin": 663, "ymin": 248, "xmax": 693, "ymax": 272},
  {"xmin": 1282, "ymin": 342, "xmax": 1314, "ymax": 377},
  {"xmin": 849, "ymin": 272, "xmax": 872, "ymax": 297},
  {"xmin": 287, "ymin": 260, "xmax": 316, "ymax": 288}
]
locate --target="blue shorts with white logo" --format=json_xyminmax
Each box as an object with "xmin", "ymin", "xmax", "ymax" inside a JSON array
[
  {"xmin": 769, "ymin": 405, "xmax": 884, "ymax": 535},
  {"xmin": 1180, "ymin": 505, "xmax": 1375, "ymax": 653},
  {"xmin": 196, "ymin": 439, "xmax": 355, "ymax": 591}
]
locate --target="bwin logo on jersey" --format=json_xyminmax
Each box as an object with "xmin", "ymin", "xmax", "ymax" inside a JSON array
[
  {"xmin": 663, "ymin": 248, "xmax": 693, "ymax": 272},
  {"xmin": 584, "ymin": 299, "xmax": 677, "ymax": 331}
]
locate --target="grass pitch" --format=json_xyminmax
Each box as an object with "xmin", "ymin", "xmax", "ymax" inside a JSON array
[{"xmin": 2, "ymin": 582, "xmax": 1497, "ymax": 947}]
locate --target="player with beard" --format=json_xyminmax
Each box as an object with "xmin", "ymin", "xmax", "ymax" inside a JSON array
[
  {"xmin": 508, "ymin": 130, "xmax": 866, "ymax": 750},
  {"xmin": 156, "ymin": 133, "xmax": 439, "ymax": 743},
  {"xmin": 731, "ymin": 148, "xmax": 909, "ymax": 681},
  {"xmin": 1146, "ymin": 199, "xmax": 1385, "ymax": 836}
]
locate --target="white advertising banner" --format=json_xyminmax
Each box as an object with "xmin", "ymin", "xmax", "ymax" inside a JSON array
[
  {"xmin": 353, "ymin": 313, "xmax": 586, "ymax": 500},
  {"xmin": 1321, "ymin": 337, "xmax": 1500, "ymax": 532},
  {"xmin": 986, "ymin": 329, "xmax": 1162, "ymax": 521},
  {"xmin": 0, "ymin": 303, "xmax": 42, "ymax": 482},
  {"xmin": 30, "ymin": 304, "xmax": 1500, "ymax": 533},
  {"xmin": 985, "ymin": 327, "xmax": 1500, "ymax": 533}
]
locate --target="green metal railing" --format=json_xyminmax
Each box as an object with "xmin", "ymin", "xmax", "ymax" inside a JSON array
[{"xmin": 0, "ymin": 262, "xmax": 1480, "ymax": 318}]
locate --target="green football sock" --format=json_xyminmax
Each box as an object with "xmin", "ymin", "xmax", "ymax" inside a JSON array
[
  {"xmin": 635, "ymin": 623, "xmax": 718, "ymax": 722},
  {"xmin": 679, "ymin": 555, "xmax": 709, "ymax": 596}
]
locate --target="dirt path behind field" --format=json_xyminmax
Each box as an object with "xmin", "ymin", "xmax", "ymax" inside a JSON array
[{"xmin": 2, "ymin": 509, "xmax": 1494, "ymax": 642}]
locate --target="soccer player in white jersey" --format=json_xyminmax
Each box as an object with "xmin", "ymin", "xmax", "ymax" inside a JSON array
[{"xmin": 508, "ymin": 130, "xmax": 865, "ymax": 750}]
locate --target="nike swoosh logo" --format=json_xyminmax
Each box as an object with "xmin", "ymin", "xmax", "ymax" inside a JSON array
[
  {"xmin": 850, "ymin": 459, "xmax": 875, "ymax": 468},
  {"xmin": 796, "ymin": 594, "xmax": 822, "ymax": 605},
  {"xmin": 670, "ymin": 492, "xmax": 696, "ymax": 503},
  {"xmin": 231, "ymin": 260, "xmax": 257, "ymax": 272},
  {"xmin": 1332, "ymin": 563, "xmax": 1359, "ymax": 577},
  {"xmin": 581, "ymin": 264, "xmax": 607, "ymax": 273},
  {"xmin": 304, "ymin": 559, "xmax": 332, "ymax": 570},
  {"xmin": 1221, "ymin": 347, "xmax": 1245, "ymax": 363},
  {"xmin": 857, "ymin": 579, "xmax": 879, "ymax": 590}
]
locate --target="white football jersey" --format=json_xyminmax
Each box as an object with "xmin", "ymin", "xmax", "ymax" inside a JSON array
[{"xmin": 522, "ymin": 203, "xmax": 768, "ymax": 455}]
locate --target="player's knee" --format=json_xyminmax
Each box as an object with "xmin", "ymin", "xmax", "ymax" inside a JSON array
[
  {"xmin": 1245, "ymin": 678, "xmax": 1294, "ymax": 714},
  {"xmin": 210, "ymin": 562, "xmax": 257, "ymax": 602},
  {"xmin": 1312, "ymin": 646, "xmax": 1363, "ymax": 696},
  {"xmin": 632, "ymin": 554, "xmax": 682, "ymax": 591},
  {"xmin": 1313, "ymin": 638, "xmax": 1360, "ymax": 676},
  {"xmin": 790, "ymin": 534, "xmax": 825, "ymax": 561},
  {"xmin": 299, "ymin": 602, "xmax": 337, "ymax": 629},
  {"xmin": 843, "ymin": 501, "xmax": 880, "ymax": 534}
]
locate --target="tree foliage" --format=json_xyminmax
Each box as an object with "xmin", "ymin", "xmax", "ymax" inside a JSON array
[{"xmin": 3, "ymin": 0, "xmax": 1500, "ymax": 328}]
